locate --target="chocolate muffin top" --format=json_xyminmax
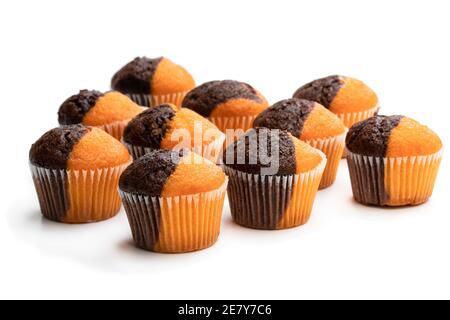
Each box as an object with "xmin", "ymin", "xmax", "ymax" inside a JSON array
[
  {"xmin": 182, "ymin": 80, "xmax": 263, "ymax": 117},
  {"xmin": 346, "ymin": 115, "xmax": 403, "ymax": 157},
  {"xmin": 123, "ymin": 104, "xmax": 176, "ymax": 148},
  {"xmin": 293, "ymin": 75, "xmax": 343, "ymax": 108},
  {"xmin": 111, "ymin": 57, "xmax": 163, "ymax": 94},
  {"xmin": 119, "ymin": 149, "xmax": 185, "ymax": 196},
  {"xmin": 29, "ymin": 125, "xmax": 90, "ymax": 169},
  {"xmin": 58, "ymin": 90, "xmax": 104, "ymax": 125},
  {"xmin": 253, "ymin": 99, "xmax": 315, "ymax": 138},
  {"xmin": 223, "ymin": 128, "xmax": 297, "ymax": 176}
]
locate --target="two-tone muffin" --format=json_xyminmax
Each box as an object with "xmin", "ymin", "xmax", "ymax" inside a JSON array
[
  {"xmin": 222, "ymin": 128, "xmax": 326, "ymax": 230},
  {"xmin": 119, "ymin": 149, "xmax": 228, "ymax": 253},
  {"xmin": 346, "ymin": 115, "xmax": 442, "ymax": 206},
  {"xmin": 182, "ymin": 80, "xmax": 269, "ymax": 141},
  {"xmin": 29, "ymin": 125, "xmax": 132, "ymax": 223},
  {"xmin": 253, "ymin": 98, "xmax": 347, "ymax": 189},
  {"xmin": 293, "ymin": 75, "xmax": 379, "ymax": 130},
  {"xmin": 58, "ymin": 90, "xmax": 143, "ymax": 140},
  {"xmin": 111, "ymin": 56, "xmax": 195, "ymax": 107},
  {"xmin": 123, "ymin": 104, "xmax": 225, "ymax": 163}
]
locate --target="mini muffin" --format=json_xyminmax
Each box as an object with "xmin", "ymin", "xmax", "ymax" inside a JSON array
[
  {"xmin": 293, "ymin": 75, "xmax": 379, "ymax": 129},
  {"xmin": 346, "ymin": 115, "xmax": 442, "ymax": 206},
  {"xmin": 253, "ymin": 98, "xmax": 347, "ymax": 189},
  {"xmin": 111, "ymin": 56, "xmax": 195, "ymax": 107},
  {"xmin": 58, "ymin": 90, "xmax": 143, "ymax": 140},
  {"xmin": 123, "ymin": 104, "xmax": 225, "ymax": 163},
  {"xmin": 222, "ymin": 128, "xmax": 326, "ymax": 230},
  {"xmin": 119, "ymin": 149, "xmax": 228, "ymax": 253},
  {"xmin": 29, "ymin": 125, "xmax": 132, "ymax": 223},
  {"xmin": 181, "ymin": 80, "xmax": 269, "ymax": 141}
]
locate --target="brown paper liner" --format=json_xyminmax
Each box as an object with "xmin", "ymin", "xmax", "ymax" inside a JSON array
[
  {"xmin": 30, "ymin": 161, "xmax": 131, "ymax": 223},
  {"xmin": 304, "ymin": 131, "xmax": 346, "ymax": 189},
  {"xmin": 347, "ymin": 150, "xmax": 442, "ymax": 206},
  {"xmin": 120, "ymin": 180, "xmax": 228, "ymax": 253},
  {"xmin": 223, "ymin": 155, "xmax": 326, "ymax": 230},
  {"xmin": 124, "ymin": 132, "xmax": 225, "ymax": 164},
  {"xmin": 127, "ymin": 92, "xmax": 187, "ymax": 108}
]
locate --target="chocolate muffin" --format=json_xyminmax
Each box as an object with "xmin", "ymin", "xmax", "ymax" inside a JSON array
[
  {"xmin": 119, "ymin": 149, "xmax": 228, "ymax": 253},
  {"xmin": 346, "ymin": 115, "xmax": 442, "ymax": 206},
  {"xmin": 58, "ymin": 90, "xmax": 143, "ymax": 140},
  {"xmin": 182, "ymin": 80, "xmax": 269, "ymax": 138},
  {"xmin": 29, "ymin": 125, "xmax": 131, "ymax": 223},
  {"xmin": 254, "ymin": 98, "xmax": 347, "ymax": 188},
  {"xmin": 222, "ymin": 128, "xmax": 326, "ymax": 230},
  {"xmin": 293, "ymin": 75, "xmax": 379, "ymax": 129},
  {"xmin": 123, "ymin": 104, "xmax": 224, "ymax": 163},
  {"xmin": 111, "ymin": 57, "xmax": 195, "ymax": 107}
]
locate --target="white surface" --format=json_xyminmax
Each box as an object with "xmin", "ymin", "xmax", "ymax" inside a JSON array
[{"xmin": 1, "ymin": 0, "xmax": 449, "ymax": 300}]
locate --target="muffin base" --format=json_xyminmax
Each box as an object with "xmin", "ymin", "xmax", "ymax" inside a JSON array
[
  {"xmin": 223, "ymin": 155, "xmax": 326, "ymax": 230},
  {"xmin": 347, "ymin": 150, "xmax": 442, "ymax": 206},
  {"xmin": 30, "ymin": 160, "xmax": 131, "ymax": 223},
  {"xmin": 95, "ymin": 119, "xmax": 132, "ymax": 141},
  {"xmin": 120, "ymin": 179, "xmax": 228, "ymax": 253},
  {"xmin": 127, "ymin": 92, "xmax": 187, "ymax": 108},
  {"xmin": 305, "ymin": 131, "xmax": 346, "ymax": 189}
]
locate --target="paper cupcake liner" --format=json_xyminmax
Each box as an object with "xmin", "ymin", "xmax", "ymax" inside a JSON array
[
  {"xmin": 210, "ymin": 115, "xmax": 257, "ymax": 134},
  {"xmin": 124, "ymin": 132, "xmax": 225, "ymax": 163},
  {"xmin": 30, "ymin": 161, "xmax": 131, "ymax": 223},
  {"xmin": 305, "ymin": 131, "xmax": 347, "ymax": 189},
  {"xmin": 336, "ymin": 105, "xmax": 380, "ymax": 129},
  {"xmin": 223, "ymin": 155, "xmax": 326, "ymax": 230},
  {"xmin": 95, "ymin": 119, "xmax": 131, "ymax": 141},
  {"xmin": 347, "ymin": 150, "xmax": 442, "ymax": 206},
  {"xmin": 120, "ymin": 179, "xmax": 228, "ymax": 253},
  {"xmin": 127, "ymin": 92, "xmax": 188, "ymax": 108}
]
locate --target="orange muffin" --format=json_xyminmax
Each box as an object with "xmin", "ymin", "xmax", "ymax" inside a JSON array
[
  {"xmin": 181, "ymin": 80, "xmax": 269, "ymax": 142},
  {"xmin": 346, "ymin": 115, "xmax": 442, "ymax": 206},
  {"xmin": 222, "ymin": 128, "xmax": 326, "ymax": 230},
  {"xmin": 119, "ymin": 149, "xmax": 228, "ymax": 253},
  {"xmin": 29, "ymin": 125, "xmax": 132, "ymax": 223},
  {"xmin": 123, "ymin": 104, "xmax": 224, "ymax": 163},
  {"xmin": 293, "ymin": 75, "xmax": 379, "ymax": 129},
  {"xmin": 254, "ymin": 98, "xmax": 347, "ymax": 188},
  {"xmin": 111, "ymin": 57, "xmax": 195, "ymax": 107},
  {"xmin": 58, "ymin": 90, "xmax": 143, "ymax": 140}
]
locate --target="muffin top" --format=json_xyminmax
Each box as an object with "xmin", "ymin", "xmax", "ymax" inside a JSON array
[
  {"xmin": 182, "ymin": 80, "xmax": 269, "ymax": 118},
  {"xmin": 119, "ymin": 149, "xmax": 226, "ymax": 197},
  {"xmin": 253, "ymin": 98, "xmax": 346, "ymax": 140},
  {"xmin": 123, "ymin": 104, "xmax": 222, "ymax": 150},
  {"xmin": 293, "ymin": 75, "xmax": 378, "ymax": 113},
  {"xmin": 346, "ymin": 115, "xmax": 442, "ymax": 157},
  {"xmin": 111, "ymin": 56, "xmax": 195, "ymax": 95},
  {"xmin": 30, "ymin": 125, "xmax": 130, "ymax": 170},
  {"xmin": 58, "ymin": 90, "xmax": 143, "ymax": 126},
  {"xmin": 223, "ymin": 128, "xmax": 324, "ymax": 176}
]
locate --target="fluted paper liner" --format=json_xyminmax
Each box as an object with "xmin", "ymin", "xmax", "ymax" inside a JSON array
[
  {"xmin": 347, "ymin": 150, "xmax": 442, "ymax": 206},
  {"xmin": 124, "ymin": 132, "xmax": 225, "ymax": 163},
  {"xmin": 305, "ymin": 131, "xmax": 347, "ymax": 189},
  {"xmin": 96, "ymin": 119, "xmax": 131, "ymax": 141},
  {"xmin": 120, "ymin": 179, "xmax": 228, "ymax": 253},
  {"xmin": 223, "ymin": 155, "xmax": 326, "ymax": 230},
  {"xmin": 30, "ymin": 161, "xmax": 131, "ymax": 223},
  {"xmin": 210, "ymin": 115, "xmax": 257, "ymax": 134},
  {"xmin": 127, "ymin": 92, "xmax": 187, "ymax": 108}
]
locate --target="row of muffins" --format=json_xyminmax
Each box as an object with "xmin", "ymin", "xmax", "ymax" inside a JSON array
[{"xmin": 29, "ymin": 56, "xmax": 443, "ymax": 253}]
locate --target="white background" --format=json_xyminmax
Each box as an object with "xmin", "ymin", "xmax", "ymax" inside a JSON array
[{"xmin": 1, "ymin": 0, "xmax": 449, "ymax": 300}]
